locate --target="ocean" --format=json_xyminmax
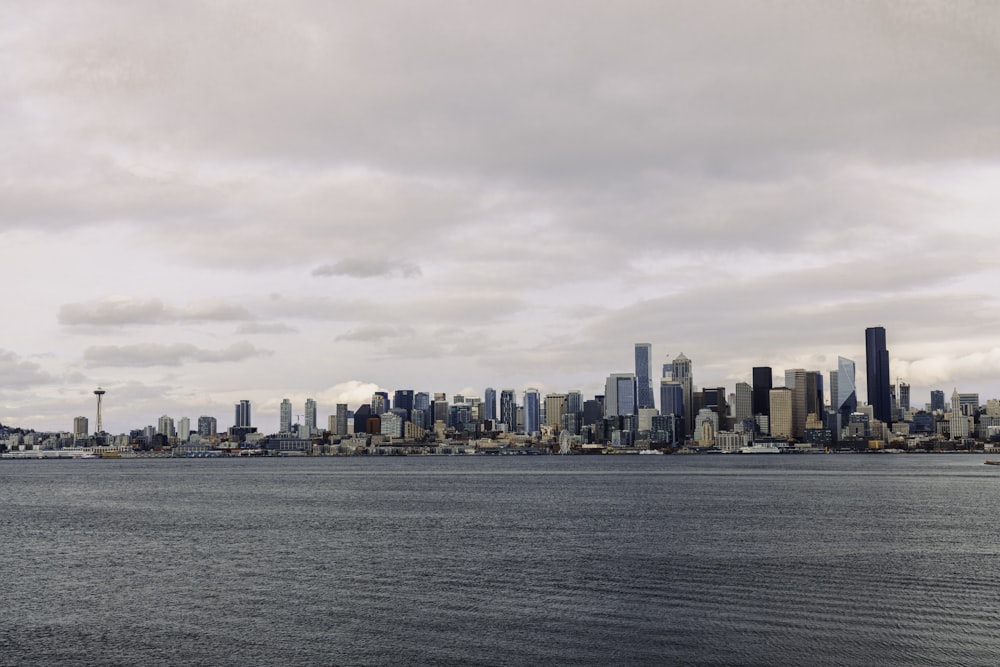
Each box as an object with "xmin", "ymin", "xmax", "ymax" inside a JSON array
[{"xmin": 2, "ymin": 454, "xmax": 999, "ymax": 665}]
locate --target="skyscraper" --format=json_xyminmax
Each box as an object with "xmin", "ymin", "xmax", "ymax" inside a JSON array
[
  {"xmin": 930, "ymin": 390, "xmax": 945, "ymax": 412},
  {"xmin": 604, "ymin": 373, "xmax": 637, "ymax": 418},
  {"xmin": 671, "ymin": 353, "xmax": 693, "ymax": 436},
  {"xmin": 197, "ymin": 416, "xmax": 217, "ymax": 437},
  {"xmin": 483, "ymin": 388, "xmax": 497, "ymax": 422},
  {"xmin": 865, "ymin": 326, "xmax": 891, "ymax": 425},
  {"xmin": 752, "ymin": 366, "xmax": 772, "ymax": 416},
  {"xmin": 393, "ymin": 390, "xmax": 415, "ymax": 422},
  {"xmin": 335, "ymin": 404, "xmax": 349, "ymax": 435},
  {"xmin": 635, "ymin": 343, "xmax": 655, "ymax": 410},
  {"xmin": 784, "ymin": 369, "xmax": 808, "ymax": 439},
  {"xmin": 769, "ymin": 387, "xmax": 793, "ymax": 439},
  {"xmin": 523, "ymin": 389, "xmax": 540, "ymax": 435},
  {"xmin": 834, "ymin": 356, "xmax": 857, "ymax": 423},
  {"xmin": 73, "ymin": 416, "xmax": 89, "ymax": 439},
  {"xmin": 735, "ymin": 382, "xmax": 753, "ymax": 421},
  {"xmin": 500, "ymin": 389, "xmax": 516, "ymax": 432},
  {"xmin": 235, "ymin": 400, "xmax": 251, "ymax": 428},
  {"xmin": 544, "ymin": 394, "xmax": 567, "ymax": 429},
  {"xmin": 304, "ymin": 398, "xmax": 317, "ymax": 436},
  {"xmin": 280, "ymin": 398, "xmax": 292, "ymax": 434}
]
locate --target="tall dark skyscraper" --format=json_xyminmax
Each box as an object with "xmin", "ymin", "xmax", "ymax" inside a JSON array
[
  {"xmin": 752, "ymin": 366, "xmax": 772, "ymax": 416},
  {"xmin": 930, "ymin": 389, "xmax": 945, "ymax": 412},
  {"xmin": 635, "ymin": 343, "xmax": 655, "ymax": 410},
  {"xmin": 865, "ymin": 326, "xmax": 891, "ymax": 424}
]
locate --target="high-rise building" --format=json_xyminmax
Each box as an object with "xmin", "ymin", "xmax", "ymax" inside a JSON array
[
  {"xmin": 235, "ymin": 400, "xmax": 251, "ymax": 428},
  {"xmin": 950, "ymin": 389, "xmax": 969, "ymax": 438},
  {"xmin": 483, "ymin": 388, "xmax": 497, "ymax": 422},
  {"xmin": 500, "ymin": 389, "xmax": 516, "ymax": 432},
  {"xmin": 279, "ymin": 398, "xmax": 293, "ymax": 434},
  {"xmin": 523, "ymin": 389, "xmax": 540, "ymax": 435},
  {"xmin": 544, "ymin": 393, "xmax": 567, "ymax": 429},
  {"xmin": 660, "ymin": 380, "xmax": 684, "ymax": 427},
  {"xmin": 304, "ymin": 398, "xmax": 317, "ymax": 436},
  {"xmin": 335, "ymin": 404, "xmax": 349, "ymax": 435},
  {"xmin": 158, "ymin": 415, "xmax": 175, "ymax": 438},
  {"xmin": 178, "ymin": 417, "xmax": 190, "ymax": 442},
  {"xmin": 566, "ymin": 390, "xmax": 582, "ymax": 415},
  {"xmin": 898, "ymin": 382, "xmax": 910, "ymax": 412},
  {"xmin": 635, "ymin": 343, "xmax": 655, "ymax": 410},
  {"xmin": 371, "ymin": 393, "xmax": 388, "ymax": 416},
  {"xmin": 865, "ymin": 326, "xmax": 891, "ymax": 425},
  {"xmin": 769, "ymin": 388, "xmax": 793, "ymax": 439},
  {"xmin": 604, "ymin": 373, "xmax": 637, "ymax": 418},
  {"xmin": 735, "ymin": 382, "xmax": 753, "ymax": 421},
  {"xmin": 73, "ymin": 416, "xmax": 89, "ymax": 439},
  {"xmin": 784, "ymin": 369, "xmax": 808, "ymax": 439},
  {"xmin": 393, "ymin": 390, "xmax": 414, "ymax": 422},
  {"xmin": 752, "ymin": 366, "xmax": 772, "ymax": 417},
  {"xmin": 930, "ymin": 389, "xmax": 945, "ymax": 412},
  {"xmin": 414, "ymin": 392, "xmax": 430, "ymax": 429},
  {"xmin": 833, "ymin": 356, "xmax": 857, "ymax": 423},
  {"xmin": 672, "ymin": 353, "xmax": 694, "ymax": 436},
  {"xmin": 198, "ymin": 416, "xmax": 217, "ymax": 437}
]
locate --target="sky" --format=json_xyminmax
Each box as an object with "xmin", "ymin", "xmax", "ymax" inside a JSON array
[{"xmin": 3, "ymin": 1, "xmax": 1000, "ymax": 434}]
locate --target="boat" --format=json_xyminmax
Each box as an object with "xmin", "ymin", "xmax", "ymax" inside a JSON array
[
  {"xmin": 739, "ymin": 444, "xmax": 781, "ymax": 454},
  {"xmin": 638, "ymin": 449, "xmax": 664, "ymax": 455},
  {"xmin": 984, "ymin": 460, "xmax": 1000, "ymax": 466}
]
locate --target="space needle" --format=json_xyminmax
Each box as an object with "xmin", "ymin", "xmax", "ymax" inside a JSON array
[{"xmin": 94, "ymin": 387, "xmax": 106, "ymax": 434}]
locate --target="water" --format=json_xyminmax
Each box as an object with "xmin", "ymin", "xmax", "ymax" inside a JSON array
[{"xmin": 2, "ymin": 455, "xmax": 1000, "ymax": 665}]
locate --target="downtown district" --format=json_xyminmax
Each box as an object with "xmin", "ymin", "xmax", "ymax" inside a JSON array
[{"xmin": 3, "ymin": 326, "xmax": 997, "ymax": 458}]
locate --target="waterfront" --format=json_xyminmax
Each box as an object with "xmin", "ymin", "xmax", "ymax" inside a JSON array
[{"xmin": 2, "ymin": 455, "xmax": 999, "ymax": 665}]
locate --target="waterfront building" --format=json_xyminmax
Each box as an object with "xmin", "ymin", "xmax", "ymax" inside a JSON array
[
  {"xmin": 279, "ymin": 399, "xmax": 292, "ymax": 434},
  {"xmin": 635, "ymin": 343, "xmax": 655, "ymax": 410},
  {"xmin": 865, "ymin": 326, "xmax": 892, "ymax": 425}
]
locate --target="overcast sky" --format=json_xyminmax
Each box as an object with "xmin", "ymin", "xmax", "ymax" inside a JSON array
[{"xmin": 3, "ymin": 1, "xmax": 1000, "ymax": 433}]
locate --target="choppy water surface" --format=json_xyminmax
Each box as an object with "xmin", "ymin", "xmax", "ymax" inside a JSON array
[{"xmin": 2, "ymin": 454, "xmax": 999, "ymax": 666}]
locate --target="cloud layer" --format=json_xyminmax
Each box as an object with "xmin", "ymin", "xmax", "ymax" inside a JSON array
[{"xmin": 2, "ymin": 2, "xmax": 1000, "ymax": 431}]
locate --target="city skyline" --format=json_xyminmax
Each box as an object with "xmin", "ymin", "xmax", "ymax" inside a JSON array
[{"xmin": 3, "ymin": 3, "xmax": 1000, "ymax": 432}]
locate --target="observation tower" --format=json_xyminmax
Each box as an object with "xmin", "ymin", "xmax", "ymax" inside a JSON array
[{"xmin": 94, "ymin": 387, "xmax": 106, "ymax": 434}]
